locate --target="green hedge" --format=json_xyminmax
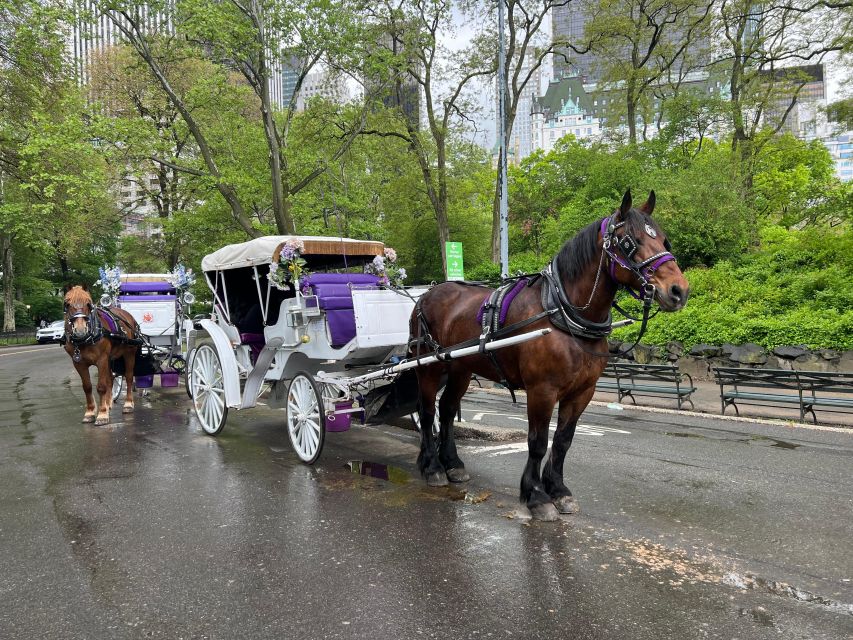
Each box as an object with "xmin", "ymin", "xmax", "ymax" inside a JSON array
[{"xmin": 614, "ymin": 226, "xmax": 853, "ymax": 350}]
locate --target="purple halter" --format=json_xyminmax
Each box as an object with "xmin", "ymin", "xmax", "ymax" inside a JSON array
[{"xmin": 600, "ymin": 216, "xmax": 676, "ymax": 300}]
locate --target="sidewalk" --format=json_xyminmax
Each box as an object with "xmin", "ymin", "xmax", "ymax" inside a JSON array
[
  {"xmin": 470, "ymin": 377, "xmax": 853, "ymax": 429},
  {"xmin": 594, "ymin": 377, "xmax": 853, "ymax": 428}
]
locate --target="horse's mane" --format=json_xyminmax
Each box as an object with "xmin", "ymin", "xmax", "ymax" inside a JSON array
[
  {"xmin": 65, "ymin": 286, "xmax": 92, "ymax": 306},
  {"xmin": 555, "ymin": 208, "xmax": 657, "ymax": 281}
]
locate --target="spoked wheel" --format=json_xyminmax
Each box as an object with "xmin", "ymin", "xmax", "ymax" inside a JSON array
[
  {"xmin": 286, "ymin": 372, "xmax": 326, "ymax": 464},
  {"xmin": 111, "ymin": 375, "xmax": 124, "ymax": 403},
  {"xmin": 411, "ymin": 400, "xmax": 441, "ymax": 437},
  {"xmin": 184, "ymin": 347, "xmax": 197, "ymax": 399},
  {"xmin": 191, "ymin": 344, "xmax": 228, "ymax": 436}
]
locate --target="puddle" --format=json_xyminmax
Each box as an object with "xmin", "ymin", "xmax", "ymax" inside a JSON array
[
  {"xmin": 347, "ymin": 461, "xmax": 412, "ymax": 484},
  {"xmin": 664, "ymin": 431, "xmax": 705, "ymax": 439},
  {"xmin": 724, "ymin": 572, "xmax": 853, "ymax": 615},
  {"xmin": 746, "ymin": 435, "xmax": 800, "ymax": 450}
]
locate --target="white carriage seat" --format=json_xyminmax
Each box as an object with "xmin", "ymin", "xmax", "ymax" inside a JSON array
[
  {"xmin": 117, "ymin": 280, "xmax": 178, "ymax": 337},
  {"xmin": 300, "ymin": 273, "xmax": 382, "ymax": 348}
]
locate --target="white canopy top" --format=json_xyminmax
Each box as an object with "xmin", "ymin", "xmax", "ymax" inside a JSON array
[{"xmin": 201, "ymin": 235, "xmax": 385, "ymax": 272}]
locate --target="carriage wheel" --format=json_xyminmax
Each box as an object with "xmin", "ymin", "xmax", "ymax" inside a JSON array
[
  {"xmin": 411, "ymin": 401, "xmax": 441, "ymax": 437},
  {"xmin": 184, "ymin": 347, "xmax": 197, "ymax": 399},
  {"xmin": 191, "ymin": 344, "xmax": 228, "ymax": 436},
  {"xmin": 286, "ymin": 372, "xmax": 326, "ymax": 464},
  {"xmin": 111, "ymin": 375, "xmax": 124, "ymax": 403}
]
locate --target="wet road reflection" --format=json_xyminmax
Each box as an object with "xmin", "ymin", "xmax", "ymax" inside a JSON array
[{"xmin": 1, "ymin": 346, "xmax": 851, "ymax": 639}]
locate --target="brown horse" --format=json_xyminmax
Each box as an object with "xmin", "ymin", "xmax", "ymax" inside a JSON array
[
  {"xmin": 63, "ymin": 286, "xmax": 139, "ymax": 425},
  {"xmin": 410, "ymin": 190, "xmax": 689, "ymax": 521}
]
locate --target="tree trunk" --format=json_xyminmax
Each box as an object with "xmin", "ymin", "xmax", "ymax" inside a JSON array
[{"xmin": 2, "ymin": 234, "xmax": 15, "ymax": 332}]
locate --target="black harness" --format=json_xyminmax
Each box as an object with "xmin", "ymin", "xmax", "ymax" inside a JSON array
[{"xmin": 65, "ymin": 306, "xmax": 142, "ymax": 362}]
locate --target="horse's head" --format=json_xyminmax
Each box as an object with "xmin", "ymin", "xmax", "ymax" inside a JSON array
[
  {"xmin": 603, "ymin": 190, "xmax": 689, "ymax": 311},
  {"xmin": 64, "ymin": 285, "xmax": 96, "ymax": 341}
]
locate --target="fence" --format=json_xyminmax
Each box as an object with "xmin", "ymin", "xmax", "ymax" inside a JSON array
[{"xmin": 0, "ymin": 330, "xmax": 37, "ymax": 345}]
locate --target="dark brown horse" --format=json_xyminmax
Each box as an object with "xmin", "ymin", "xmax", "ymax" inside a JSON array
[
  {"xmin": 410, "ymin": 190, "xmax": 689, "ymax": 521},
  {"xmin": 64, "ymin": 286, "xmax": 139, "ymax": 425}
]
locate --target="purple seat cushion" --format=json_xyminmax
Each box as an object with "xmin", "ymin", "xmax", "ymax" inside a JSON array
[
  {"xmin": 301, "ymin": 274, "xmax": 381, "ymax": 347},
  {"xmin": 240, "ymin": 333, "xmax": 265, "ymax": 364},
  {"xmin": 120, "ymin": 282, "xmax": 176, "ymax": 293},
  {"xmin": 326, "ymin": 310, "xmax": 356, "ymax": 347},
  {"xmin": 302, "ymin": 273, "xmax": 381, "ymax": 286},
  {"xmin": 117, "ymin": 295, "xmax": 176, "ymax": 303}
]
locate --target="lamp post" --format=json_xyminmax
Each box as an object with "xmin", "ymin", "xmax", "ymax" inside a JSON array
[{"xmin": 497, "ymin": 0, "xmax": 509, "ymax": 279}]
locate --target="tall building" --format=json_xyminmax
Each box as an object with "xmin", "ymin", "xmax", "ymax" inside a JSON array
[
  {"xmin": 825, "ymin": 134, "xmax": 853, "ymax": 182},
  {"xmin": 497, "ymin": 53, "xmax": 548, "ymax": 163},
  {"xmin": 763, "ymin": 64, "xmax": 827, "ymax": 140},
  {"xmin": 296, "ymin": 70, "xmax": 351, "ymax": 110},
  {"xmin": 363, "ymin": 33, "xmax": 422, "ymax": 129},
  {"xmin": 551, "ymin": 2, "xmax": 598, "ymax": 82}
]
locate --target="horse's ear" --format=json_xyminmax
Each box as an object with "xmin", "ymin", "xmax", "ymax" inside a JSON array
[
  {"xmin": 81, "ymin": 282, "xmax": 89, "ymax": 292},
  {"xmin": 638, "ymin": 190, "xmax": 656, "ymax": 215},
  {"xmin": 617, "ymin": 189, "xmax": 632, "ymax": 219}
]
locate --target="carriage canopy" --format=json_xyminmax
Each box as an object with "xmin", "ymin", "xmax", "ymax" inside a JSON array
[{"xmin": 200, "ymin": 236, "xmax": 385, "ymax": 272}]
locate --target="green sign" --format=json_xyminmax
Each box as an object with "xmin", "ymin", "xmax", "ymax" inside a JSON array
[{"xmin": 445, "ymin": 242, "xmax": 464, "ymax": 281}]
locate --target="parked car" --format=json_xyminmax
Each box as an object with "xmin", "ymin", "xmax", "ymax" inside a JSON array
[{"xmin": 36, "ymin": 320, "xmax": 65, "ymax": 344}]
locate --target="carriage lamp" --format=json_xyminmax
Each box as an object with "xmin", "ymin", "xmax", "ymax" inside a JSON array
[
  {"xmin": 100, "ymin": 294, "xmax": 113, "ymax": 307},
  {"xmin": 300, "ymin": 334, "xmax": 310, "ymax": 344},
  {"xmin": 182, "ymin": 291, "xmax": 195, "ymax": 304}
]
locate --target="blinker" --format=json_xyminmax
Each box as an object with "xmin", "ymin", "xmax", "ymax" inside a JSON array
[{"xmin": 618, "ymin": 234, "xmax": 638, "ymax": 259}]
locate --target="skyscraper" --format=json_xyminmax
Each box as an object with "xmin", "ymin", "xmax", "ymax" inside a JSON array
[{"xmin": 551, "ymin": 2, "xmax": 598, "ymax": 82}]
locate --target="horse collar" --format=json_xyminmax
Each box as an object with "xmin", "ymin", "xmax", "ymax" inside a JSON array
[{"xmin": 541, "ymin": 259, "xmax": 613, "ymax": 340}]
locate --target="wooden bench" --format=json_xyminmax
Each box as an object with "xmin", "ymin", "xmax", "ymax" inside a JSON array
[
  {"xmin": 597, "ymin": 362, "xmax": 696, "ymax": 410},
  {"xmin": 713, "ymin": 367, "xmax": 853, "ymax": 423}
]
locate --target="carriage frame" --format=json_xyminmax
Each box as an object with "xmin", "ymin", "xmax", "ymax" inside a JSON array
[{"xmin": 186, "ymin": 235, "xmax": 549, "ymax": 463}]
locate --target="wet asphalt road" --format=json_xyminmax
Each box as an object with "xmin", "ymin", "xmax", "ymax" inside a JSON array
[{"xmin": 1, "ymin": 344, "xmax": 852, "ymax": 639}]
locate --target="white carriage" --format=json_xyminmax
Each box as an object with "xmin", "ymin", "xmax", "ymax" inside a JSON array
[
  {"xmin": 109, "ymin": 273, "xmax": 194, "ymax": 398},
  {"xmin": 187, "ymin": 236, "xmax": 550, "ymax": 463}
]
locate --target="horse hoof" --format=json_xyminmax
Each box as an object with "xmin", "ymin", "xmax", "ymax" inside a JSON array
[
  {"xmin": 446, "ymin": 467, "xmax": 470, "ymax": 483},
  {"xmin": 529, "ymin": 502, "xmax": 560, "ymax": 522},
  {"xmin": 82, "ymin": 415, "xmax": 95, "ymax": 423},
  {"xmin": 122, "ymin": 405, "xmax": 134, "ymax": 414},
  {"xmin": 95, "ymin": 416, "xmax": 109, "ymax": 426},
  {"xmin": 554, "ymin": 495, "xmax": 579, "ymax": 514},
  {"xmin": 426, "ymin": 471, "xmax": 449, "ymax": 487}
]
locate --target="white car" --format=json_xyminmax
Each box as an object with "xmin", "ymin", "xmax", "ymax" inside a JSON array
[{"xmin": 36, "ymin": 320, "xmax": 65, "ymax": 344}]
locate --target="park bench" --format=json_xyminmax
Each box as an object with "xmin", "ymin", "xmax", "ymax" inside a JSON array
[
  {"xmin": 713, "ymin": 367, "xmax": 853, "ymax": 423},
  {"xmin": 597, "ymin": 362, "xmax": 696, "ymax": 410}
]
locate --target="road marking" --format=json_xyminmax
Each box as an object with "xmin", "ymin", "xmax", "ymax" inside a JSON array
[
  {"xmin": 0, "ymin": 347, "xmax": 51, "ymax": 358},
  {"xmin": 468, "ymin": 411, "xmax": 630, "ymax": 437}
]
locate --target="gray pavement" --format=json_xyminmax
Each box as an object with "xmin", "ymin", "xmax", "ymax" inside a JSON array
[{"xmin": 1, "ymin": 344, "xmax": 852, "ymax": 639}]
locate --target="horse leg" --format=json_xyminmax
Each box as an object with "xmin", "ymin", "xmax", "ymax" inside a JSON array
[
  {"xmin": 543, "ymin": 390, "xmax": 594, "ymax": 515},
  {"xmin": 522, "ymin": 391, "xmax": 560, "ymax": 521},
  {"xmin": 74, "ymin": 362, "xmax": 97, "ymax": 423},
  {"xmin": 94, "ymin": 354, "xmax": 112, "ymax": 425},
  {"xmin": 416, "ymin": 364, "xmax": 448, "ymax": 487},
  {"xmin": 122, "ymin": 347, "xmax": 136, "ymax": 413},
  {"xmin": 438, "ymin": 370, "xmax": 471, "ymax": 483}
]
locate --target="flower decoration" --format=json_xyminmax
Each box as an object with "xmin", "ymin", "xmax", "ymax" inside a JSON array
[
  {"xmin": 95, "ymin": 265, "xmax": 122, "ymax": 300},
  {"xmin": 269, "ymin": 238, "xmax": 307, "ymax": 290},
  {"xmin": 366, "ymin": 247, "xmax": 407, "ymax": 287},
  {"xmin": 167, "ymin": 263, "xmax": 196, "ymax": 290}
]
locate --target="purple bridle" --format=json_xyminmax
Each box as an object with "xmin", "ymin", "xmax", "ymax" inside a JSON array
[{"xmin": 600, "ymin": 216, "xmax": 676, "ymax": 300}]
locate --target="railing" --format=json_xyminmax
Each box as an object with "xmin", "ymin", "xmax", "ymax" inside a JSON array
[{"xmin": 0, "ymin": 330, "xmax": 37, "ymax": 345}]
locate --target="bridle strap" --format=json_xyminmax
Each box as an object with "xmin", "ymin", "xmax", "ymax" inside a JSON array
[{"xmin": 600, "ymin": 216, "xmax": 676, "ymax": 299}]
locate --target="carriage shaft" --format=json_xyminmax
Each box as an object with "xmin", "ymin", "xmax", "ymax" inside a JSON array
[{"xmin": 324, "ymin": 328, "xmax": 552, "ymax": 386}]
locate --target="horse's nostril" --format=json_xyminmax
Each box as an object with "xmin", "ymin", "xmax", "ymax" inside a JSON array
[{"xmin": 670, "ymin": 284, "xmax": 684, "ymax": 303}]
